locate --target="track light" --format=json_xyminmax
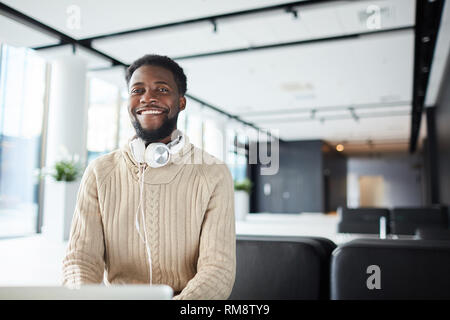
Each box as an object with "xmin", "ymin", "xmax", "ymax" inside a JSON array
[
  {"xmin": 285, "ymin": 7, "xmax": 298, "ymax": 19},
  {"xmin": 348, "ymin": 107, "xmax": 359, "ymax": 122},
  {"xmin": 210, "ymin": 19, "xmax": 217, "ymax": 33}
]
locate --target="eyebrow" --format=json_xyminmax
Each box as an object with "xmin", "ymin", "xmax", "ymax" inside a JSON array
[
  {"xmin": 130, "ymin": 81, "xmax": 171, "ymax": 87},
  {"xmin": 130, "ymin": 82, "xmax": 144, "ymax": 87},
  {"xmin": 155, "ymin": 81, "xmax": 171, "ymax": 87}
]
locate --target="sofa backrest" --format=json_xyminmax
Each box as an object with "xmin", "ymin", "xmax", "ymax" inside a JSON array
[
  {"xmin": 331, "ymin": 238, "xmax": 450, "ymax": 299},
  {"xmin": 229, "ymin": 235, "xmax": 336, "ymax": 300},
  {"xmin": 390, "ymin": 206, "xmax": 448, "ymax": 235},
  {"xmin": 337, "ymin": 207, "xmax": 390, "ymax": 234}
]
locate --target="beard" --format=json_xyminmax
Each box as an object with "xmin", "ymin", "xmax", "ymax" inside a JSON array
[{"xmin": 131, "ymin": 112, "xmax": 179, "ymax": 144}]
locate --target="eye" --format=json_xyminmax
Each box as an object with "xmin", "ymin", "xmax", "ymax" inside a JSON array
[
  {"xmin": 158, "ymin": 87, "xmax": 169, "ymax": 93},
  {"xmin": 131, "ymin": 88, "xmax": 144, "ymax": 94}
]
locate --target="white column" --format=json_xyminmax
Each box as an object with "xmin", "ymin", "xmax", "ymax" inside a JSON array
[
  {"xmin": 46, "ymin": 56, "xmax": 88, "ymax": 165},
  {"xmin": 43, "ymin": 55, "xmax": 88, "ymax": 242}
]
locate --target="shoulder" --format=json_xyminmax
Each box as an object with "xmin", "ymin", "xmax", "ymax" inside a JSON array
[
  {"xmin": 81, "ymin": 149, "xmax": 122, "ymax": 187},
  {"xmin": 192, "ymin": 146, "xmax": 233, "ymax": 191}
]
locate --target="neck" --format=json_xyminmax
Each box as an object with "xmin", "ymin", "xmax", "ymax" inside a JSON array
[{"xmin": 144, "ymin": 128, "xmax": 178, "ymax": 147}]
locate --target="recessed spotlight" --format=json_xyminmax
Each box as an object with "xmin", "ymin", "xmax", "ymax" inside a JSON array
[{"xmin": 336, "ymin": 144, "xmax": 344, "ymax": 152}]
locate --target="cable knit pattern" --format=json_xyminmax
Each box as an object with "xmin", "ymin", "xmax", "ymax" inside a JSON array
[
  {"xmin": 148, "ymin": 185, "xmax": 161, "ymax": 284},
  {"xmin": 62, "ymin": 135, "xmax": 236, "ymax": 299}
]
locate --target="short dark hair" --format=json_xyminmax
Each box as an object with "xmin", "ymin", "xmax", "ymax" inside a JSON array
[{"xmin": 125, "ymin": 54, "xmax": 187, "ymax": 95}]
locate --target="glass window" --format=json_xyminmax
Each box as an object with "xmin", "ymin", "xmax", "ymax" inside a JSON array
[
  {"xmin": 0, "ymin": 44, "xmax": 47, "ymax": 238},
  {"xmin": 177, "ymin": 109, "xmax": 187, "ymax": 133},
  {"xmin": 226, "ymin": 126, "xmax": 248, "ymax": 181},
  {"xmin": 184, "ymin": 98, "xmax": 203, "ymax": 149},
  {"xmin": 203, "ymin": 118, "xmax": 225, "ymax": 161},
  {"xmin": 186, "ymin": 113, "xmax": 203, "ymax": 149},
  {"xmin": 118, "ymin": 89, "xmax": 135, "ymax": 148},
  {"xmin": 86, "ymin": 77, "xmax": 119, "ymax": 163}
]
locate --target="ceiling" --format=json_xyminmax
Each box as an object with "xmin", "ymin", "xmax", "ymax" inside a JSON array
[{"xmin": 1, "ymin": 0, "xmax": 449, "ymax": 153}]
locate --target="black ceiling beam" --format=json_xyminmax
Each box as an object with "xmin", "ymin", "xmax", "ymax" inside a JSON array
[
  {"xmin": 0, "ymin": 2, "xmax": 125, "ymax": 67},
  {"xmin": 32, "ymin": 0, "xmax": 333, "ymax": 50},
  {"xmin": 409, "ymin": 0, "xmax": 445, "ymax": 153},
  {"xmin": 173, "ymin": 25, "xmax": 413, "ymax": 61}
]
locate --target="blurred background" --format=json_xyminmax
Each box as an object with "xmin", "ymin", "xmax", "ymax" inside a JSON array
[{"xmin": 0, "ymin": 0, "xmax": 449, "ymax": 288}]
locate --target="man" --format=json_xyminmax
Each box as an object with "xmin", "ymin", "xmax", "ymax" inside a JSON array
[{"xmin": 62, "ymin": 54, "xmax": 236, "ymax": 300}]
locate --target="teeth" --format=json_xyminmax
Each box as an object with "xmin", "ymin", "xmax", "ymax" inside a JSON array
[{"xmin": 141, "ymin": 110, "xmax": 163, "ymax": 115}]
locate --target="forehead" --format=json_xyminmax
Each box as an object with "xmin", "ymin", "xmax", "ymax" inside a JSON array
[{"xmin": 129, "ymin": 65, "xmax": 176, "ymax": 86}]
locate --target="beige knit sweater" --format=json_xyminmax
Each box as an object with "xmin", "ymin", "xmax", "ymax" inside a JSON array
[{"xmin": 62, "ymin": 135, "xmax": 236, "ymax": 300}]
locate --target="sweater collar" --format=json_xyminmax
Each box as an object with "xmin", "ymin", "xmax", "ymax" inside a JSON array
[{"xmin": 121, "ymin": 131, "xmax": 194, "ymax": 185}]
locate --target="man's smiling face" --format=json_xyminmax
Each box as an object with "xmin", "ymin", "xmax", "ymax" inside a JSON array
[{"xmin": 128, "ymin": 64, "xmax": 186, "ymax": 143}]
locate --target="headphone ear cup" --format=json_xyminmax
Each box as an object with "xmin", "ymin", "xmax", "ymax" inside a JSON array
[
  {"xmin": 168, "ymin": 134, "xmax": 185, "ymax": 155},
  {"xmin": 145, "ymin": 143, "xmax": 170, "ymax": 168},
  {"xmin": 130, "ymin": 138, "xmax": 146, "ymax": 163}
]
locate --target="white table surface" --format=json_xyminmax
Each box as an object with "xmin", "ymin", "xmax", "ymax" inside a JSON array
[{"xmin": 235, "ymin": 212, "xmax": 413, "ymax": 244}]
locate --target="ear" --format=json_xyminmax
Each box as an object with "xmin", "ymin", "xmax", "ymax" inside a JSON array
[{"xmin": 179, "ymin": 96, "xmax": 186, "ymax": 111}]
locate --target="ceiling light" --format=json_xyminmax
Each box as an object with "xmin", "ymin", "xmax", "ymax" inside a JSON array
[
  {"xmin": 336, "ymin": 144, "xmax": 344, "ymax": 152},
  {"xmin": 210, "ymin": 19, "xmax": 217, "ymax": 33},
  {"xmin": 285, "ymin": 7, "xmax": 298, "ymax": 19},
  {"xmin": 348, "ymin": 107, "xmax": 359, "ymax": 122}
]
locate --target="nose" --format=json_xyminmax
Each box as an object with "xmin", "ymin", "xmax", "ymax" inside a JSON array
[{"xmin": 139, "ymin": 91, "xmax": 158, "ymax": 105}]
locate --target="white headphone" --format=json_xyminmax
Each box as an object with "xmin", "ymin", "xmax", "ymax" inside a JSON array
[
  {"xmin": 129, "ymin": 132, "xmax": 185, "ymax": 167},
  {"xmin": 129, "ymin": 132, "xmax": 185, "ymax": 285}
]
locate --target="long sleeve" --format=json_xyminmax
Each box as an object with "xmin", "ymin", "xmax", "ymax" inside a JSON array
[
  {"xmin": 62, "ymin": 162, "xmax": 106, "ymax": 287},
  {"xmin": 173, "ymin": 164, "xmax": 236, "ymax": 300}
]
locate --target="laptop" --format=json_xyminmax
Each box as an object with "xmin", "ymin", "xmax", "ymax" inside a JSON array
[{"xmin": 0, "ymin": 284, "xmax": 173, "ymax": 300}]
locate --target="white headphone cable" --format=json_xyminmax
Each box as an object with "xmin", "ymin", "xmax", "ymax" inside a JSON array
[
  {"xmin": 134, "ymin": 162, "xmax": 153, "ymax": 285},
  {"xmin": 135, "ymin": 163, "xmax": 145, "ymax": 242}
]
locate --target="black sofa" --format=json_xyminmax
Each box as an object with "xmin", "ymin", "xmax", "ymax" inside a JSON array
[
  {"xmin": 331, "ymin": 238, "xmax": 450, "ymax": 299},
  {"xmin": 229, "ymin": 235, "xmax": 336, "ymax": 300}
]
